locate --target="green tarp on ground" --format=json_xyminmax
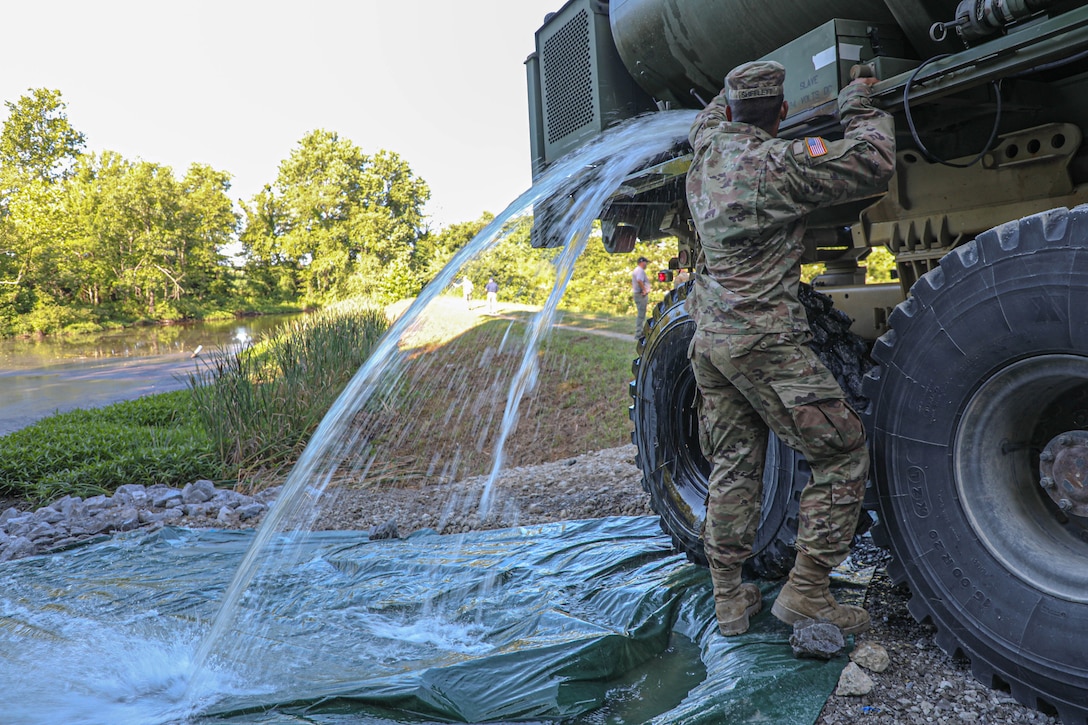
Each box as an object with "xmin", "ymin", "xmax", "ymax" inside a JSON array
[{"xmin": 0, "ymin": 516, "xmax": 867, "ymax": 724}]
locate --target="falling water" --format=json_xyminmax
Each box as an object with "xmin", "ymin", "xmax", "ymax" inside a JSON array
[
  {"xmin": 179, "ymin": 108, "xmax": 697, "ymax": 711},
  {"xmin": 0, "ymin": 109, "xmax": 701, "ymax": 724}
]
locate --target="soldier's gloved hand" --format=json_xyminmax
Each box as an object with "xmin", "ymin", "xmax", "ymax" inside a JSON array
[{"xmin": 850, "ymin": 76, "xmax": 880, "ymax": 88}]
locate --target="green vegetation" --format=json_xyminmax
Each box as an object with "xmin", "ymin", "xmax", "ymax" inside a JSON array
[
  {"xmin": 187, "ymin": 300, "xmax": 389, "ymax": 485},
  {"xmin": 0, "ymin": 90, "xmax": 430, "ymax": 337},
  {"xmin": 325, "ymin": 311, "xmax": 637, "ymax": 486},
  {"xmin": 0, "ymin": 391, "xmax": 215, "ymax": 503},
  {"xmin": 1, "ymin": 88, "xmax": 671, "ymax": 341},
  {"xmin": 0, "ymin": 301, "xmax": 389, "ymax": 502},
  {"xmin": 544, "ymin": 309, "xmax": 632, "ymax": 336},
  {"xmin": 436, "ymin": 212, "xmax": 677, "ymax": 320},
  {"xmin": 0, "ymin": 300, "xmax": 637, "ymax": 504},
  {"xmin": 864, "ymin": 246, "xmax": 897, "ymax": 283},
  {"xmin": 802, "ymin": 245, "xmax": 897, "ymax": 285},
  {"xmin": 534, "ymin": 327, "xmax": 636, "ymax": 450},
  {"xmin": 238, "ymin": 131, "xmax": 430, "ymax": 307},
  {"xmin": 0, "ymin": 87, "xmax": 678, "ymax": 506}
]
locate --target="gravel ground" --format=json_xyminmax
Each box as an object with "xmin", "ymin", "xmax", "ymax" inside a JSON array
[{"xmin": 305, "ymin": 444, "xmax": 1060, "ymax": 725}]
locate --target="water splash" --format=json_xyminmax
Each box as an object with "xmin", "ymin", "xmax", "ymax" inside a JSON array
[
  {"xmin": 0, "ymin": 108, "xmax": 694, "ymax": 723},
  {"xmin": 181, "ymin": 110, "xmax": 696, "ymax": 712},
  {"xmin": 1, "ymin": 519, "xmax": 725, "ymax": 725}
]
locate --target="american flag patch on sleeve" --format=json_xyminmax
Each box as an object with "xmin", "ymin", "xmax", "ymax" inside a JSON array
[{"xmin": 806, "ymin": 137, "xmax": 829, "ymax": 157}]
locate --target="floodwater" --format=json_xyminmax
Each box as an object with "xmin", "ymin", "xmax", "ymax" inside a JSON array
[{"xmin": 0, "ymin": 315, "xmax": 300, "ymax": 436}]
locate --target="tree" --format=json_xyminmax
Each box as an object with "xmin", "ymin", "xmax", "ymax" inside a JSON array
[
  {"xmin": 0, "ymin": 176, "xmax": 72, "ymax": 334},
  {"xmin": 61, "ymin": 151, "xmax": 132, "ymax": 309},
  {"xmin": 864, "ymin": 245, "xmax": 896, "ymax": 283},
  {"xmin": 238, "ymin": 185, "xmax": 298, "ymax": 302},
  {"xmin": 240, "ymin": 130, "xmax": 431, "ymax": 304},
  {"xmin": 0, "ymin": 89, "xmax": 87, "ymax": 333},
  {"xmin": 55, "ymin": 153, "xmax": 236, "ymax": 320},
  {"xmin": 0, "ymin": 88, "xmax": 85, "ymax": 184},
  {"xmin": 97, "ymin": 159, "xmax": 235, "ymax": 317},
  {"xmin": 0, "ymin": 90, "xmax": 237, "ymax": 333},
  {"xmin": 442, "ymin": 214, "xmax": 676, "ymax": 316},
  {"xmin": 275, "ymin": 130, "xmax": 362, "ymax": 298},
  {"xmin": 176, "ymin": 163, "xmax": 237, "ymax": 303},
  {"xmin": 418, "ymin": 212, "xmax": 496, "ymax": 283},
  {"xmin": 560, "ymin": 232, "xmax": 675, "ymax": 315}
]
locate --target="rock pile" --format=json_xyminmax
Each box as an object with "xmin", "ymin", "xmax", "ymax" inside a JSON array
[{"xmin": 0, "ymin": 480, "xmax": 274, "ymax": 562}]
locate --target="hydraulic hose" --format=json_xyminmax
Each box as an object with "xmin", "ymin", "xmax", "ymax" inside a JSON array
[{"xmin": 903, "ymin": 54, "xmax": 1004, "ymax": 168}]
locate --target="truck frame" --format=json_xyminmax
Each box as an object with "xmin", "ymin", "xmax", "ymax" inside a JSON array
[{"xmin": 525, "ymin": 1, "xmax": 1088, "ymax": 721}]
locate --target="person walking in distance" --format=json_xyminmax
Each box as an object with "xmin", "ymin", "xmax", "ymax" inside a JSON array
[
  {"xmin": 459, "ymin": 276, "xmax": 474, "ymax": 309},
  {"xmin": 631, "ymin": 256, "xmax": 651, "ymax": 340},
  {"xmin": 485, "ymin": 277, "xmax": 499, "ymax": 315},
  {"xmin": 684, "ymin": 61, "xmax": 895, "ymax": 636}
]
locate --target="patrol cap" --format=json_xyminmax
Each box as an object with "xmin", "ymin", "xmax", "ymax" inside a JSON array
[{"xmin": 725, "ymin": 60, "xmax": 785, "ymax": 101}]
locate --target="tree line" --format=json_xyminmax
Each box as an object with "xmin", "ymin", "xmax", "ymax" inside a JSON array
[
  {"xmin": 0, "ymin": 88, "xmax": 438, "ymax": 336},
  {"xmin": 0, "ymin": 88, "xmax": 668, "ymax": 339}
]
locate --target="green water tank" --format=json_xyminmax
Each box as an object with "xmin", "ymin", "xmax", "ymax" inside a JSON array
[{"xmin": 608, "ymin": 0, "xmax": 917, "ymax": 105}]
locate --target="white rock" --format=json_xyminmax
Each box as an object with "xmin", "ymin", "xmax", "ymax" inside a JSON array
[
  {"xmin": 851, "ymin": 640, "xmax": 891, "ymax": 673},
  {"xmin": 835, "ymin": 662, "xmax": 875, "ymax": 697}
]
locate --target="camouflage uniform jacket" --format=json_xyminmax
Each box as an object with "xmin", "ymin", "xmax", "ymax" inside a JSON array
[{"xmin": 684, "ymin": 83, "xmax": 895, "ymax": 335}]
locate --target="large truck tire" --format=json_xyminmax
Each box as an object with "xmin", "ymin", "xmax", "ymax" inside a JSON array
[
  {"xmin": 865, "ymin": 205, "xmax": 1088, "ymax": 724},
  {"xmin": 630, "ymin": 282, "xmax": 870, "ymax": 580}
]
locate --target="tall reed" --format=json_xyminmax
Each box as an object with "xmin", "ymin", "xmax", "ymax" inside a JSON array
[{"xmin": 187, "ymin": 300, "xmax": 389, "ymax": 488}]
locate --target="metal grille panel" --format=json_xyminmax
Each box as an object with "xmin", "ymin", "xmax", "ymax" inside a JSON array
[{"xmin": 542, "ymin": 8, "xmax": 595, "ymax": 144}]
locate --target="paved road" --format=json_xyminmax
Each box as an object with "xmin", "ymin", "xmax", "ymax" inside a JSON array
[{"xmin": 0, "ymin": 353, "xmax": 207, "ymax": 437}]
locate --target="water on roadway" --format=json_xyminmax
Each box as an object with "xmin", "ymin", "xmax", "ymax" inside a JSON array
[{"xmin": 0, "ymin": 315, "xmax": 300, "ymax": 436}]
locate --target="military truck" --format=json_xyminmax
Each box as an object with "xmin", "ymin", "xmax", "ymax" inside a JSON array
[{"xmin": 525, "ymin": 0, "xmax": 1088, "ymax": 721}]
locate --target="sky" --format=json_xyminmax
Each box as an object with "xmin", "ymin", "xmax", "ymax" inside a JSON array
[{"xmin": 0, "ymin": 0, "xmax": 565, "ymax": 231}]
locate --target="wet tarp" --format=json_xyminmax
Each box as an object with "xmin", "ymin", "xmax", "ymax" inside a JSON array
[{"xmin": 0, "ymin": 517, "xmax": 869, "ymax": 725}]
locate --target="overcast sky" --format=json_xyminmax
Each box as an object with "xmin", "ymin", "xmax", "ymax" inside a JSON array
[{"xmin": 0, "ymin": 0, "xmax": 563, "ymax": 230}]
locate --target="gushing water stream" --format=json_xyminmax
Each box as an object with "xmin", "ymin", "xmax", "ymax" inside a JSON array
[
  {"xmin": 185, "ymin": 109, "xmax": 695, "ymax": 701},
  {"xmin": 188, "ymin": 109, "xmax": 697, "ymax": 689},
  {"xmin": 1, "ymin": 110, "xmax": 703, "ymax": 724}
]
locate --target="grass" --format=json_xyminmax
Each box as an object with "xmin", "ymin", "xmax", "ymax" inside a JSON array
[
  {"xmin": 520, "ymin": 324, "xmax": 636, "ymax": 456},
  {"xmin": 0, "ymin": 300, "xmax": 389, "ymax": 504},
  {"xmin": 394, "ymin": 295, "xmax": 634, "ymax": 348},
  {"xmin": 350, "ymin": 313, "xmax": 637, "ymax": 486},
  {"xmin": 0, "ymin": 297, "xmax": 638, "ymax": 505},
  {"xmin": 187, "ymin": 299, "xmax": 389, "ymax": 486},
  {"xmin": 0, "ymin": 391, "xmax": 217, "ymax": 504},
  {"xmin": 498, "ymin": 307, "xmax": 633, "ymax": 337}
]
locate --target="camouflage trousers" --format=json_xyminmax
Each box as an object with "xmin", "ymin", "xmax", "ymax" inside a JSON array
[{"xmin": 688, "ymin": 328, "xmax": 869, "ymax": 571}]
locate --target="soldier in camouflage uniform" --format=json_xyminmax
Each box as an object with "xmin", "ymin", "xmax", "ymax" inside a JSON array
[{"xmin": 684, "ymin": 60, "xmax": 895, "ymax": 636}]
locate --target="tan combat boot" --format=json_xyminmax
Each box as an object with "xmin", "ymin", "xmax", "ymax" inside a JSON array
[
  {"xmin": 709, "ymin": 562, "xmax": 762, "ymax": 636},
  {"xmin": 771, "ymin": 553, "xmax": 870, "ymax": 635}
]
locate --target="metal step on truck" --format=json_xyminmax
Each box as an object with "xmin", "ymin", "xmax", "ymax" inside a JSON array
[{"xmin": 524, "ymin": 1, "xmax": 1088, "ymax": 721}]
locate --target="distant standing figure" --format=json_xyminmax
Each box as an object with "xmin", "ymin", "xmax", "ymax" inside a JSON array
[
  {"xmin": 632, "ymin": 256, "xmax": 651, "ymax": 339},
  {"xmin": 461, "ymin": 276, "xmax": 474, "ymax": 308},
  {"xmin": 486, "ymin": 277, "xmax": 499, "ymax": 314}
]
